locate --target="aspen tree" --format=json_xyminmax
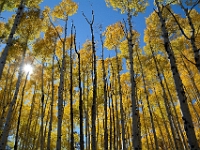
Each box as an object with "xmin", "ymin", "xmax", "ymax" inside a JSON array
[
  {"xmin": 0, "ymin": 41, "xmax": 27, "ymax": 149},
  {"xmin": 154, "ymin": 1, "xmax": 199, "ymax": 149},
  {"xmin": 83, "ymin": 10, "xmax": 97, "ymax": 150}
]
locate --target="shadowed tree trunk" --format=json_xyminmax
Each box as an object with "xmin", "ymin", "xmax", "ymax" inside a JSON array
[
  {"xmin": 74, "ymin": 27, "xmax": 84, "ymax": 150},
  {"xmin": 136, "ymin": 48, "xmax": 158, "ymax": 150},
  {"xmin": 155, "ymin": 1, "xmax": 199, "ymax": 149},
  {"xmin": 108, "ymin": 83, "xmax": 112, "ymax": 150},
  {"xmin": 21, "ymin": 83, "xmax": 36, "ymax": 150},
  {"xmin": 166, "ymin": 1, "xmax": 200, "ymax": 72},
  {"xmin": 40, "ymin": 62, "xmax": 45, "ymax": 150},
  {"xmin": 0, "ymin": 42, "xmax": 27, "ymax": 149},
  {"xmin": 47, "ymin": 38, "xmax": 56, "ymax": 150},
  {"xmin": 69, "ymin": 24, "xmax": 74, "ymax": 150},
  {"xmin": 126, "ymin": 9, "xmax": 140, "ymax": 150},
  {"xmin": 83, "ymin": 10, "xmax": 97, "ymax": 150},
  {"xmin": 14, "ymin": 72, "xmax": 29, "ymax": 150},
  {"xmin": 100, "ymin": 33, "xmax": 108, "ymax": 150},
  {"xmin": 114, "ymin": 47, "xmax": 126, "ymax": 150},
  {"xmin": 56, "ymin": 18, "xmax": 68, "ymax": 150},
  {"xmin": 0, "ymin": 0, "xmax": 25, "ymax": 79},
  {"xmin": 149, "ymin": 43, "xmax": 178, "ymax": 149},
  {"xmin": 0, "ymin": 63, "xmax": 11, "ymax": 130}
]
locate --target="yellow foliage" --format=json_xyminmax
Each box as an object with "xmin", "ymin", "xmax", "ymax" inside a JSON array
[
  {"xmin": 52, "ymin": 0, "xmax": 78, "ymax": 19},
  {"xmin": 105, "ymin": 0, "xmax": 148, "ymax": 15},
  {"xmin": 104, "ymin": 22, "xmax": 125, "ymax": 49}
]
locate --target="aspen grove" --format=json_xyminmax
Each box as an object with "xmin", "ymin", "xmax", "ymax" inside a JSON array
[{"xmin": 0, "ymin": 0, "xmax": 200, "ymax": 149}]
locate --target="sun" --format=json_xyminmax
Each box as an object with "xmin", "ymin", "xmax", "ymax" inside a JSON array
[{"xmin": 23, "ymin": 64, "xmax": 33, "ymax": 74}]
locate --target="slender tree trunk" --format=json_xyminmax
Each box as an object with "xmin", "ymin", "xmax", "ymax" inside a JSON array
[
  {"xmin": 126, "ymin": 10, "xmax": 140, "ymax": 150},
  {"xmin": 143, "ymin": 110, "xmax": 150, "ymax": 150},
  {"xmin": 153, "ymin": 88, "xmax": 174, "ymax": 148},
  {"xmin": 0, "ymin": 0, "xmax": 25, "ymax": 79},
  {"xmin": 83, "ymin": 74, "xmax": 88, "ymax": 150},
  {"xmin": 83, "ymin": 11, "xmax": 97, "ymax": 150},
  {"xmin": 178, "ymin": 0, "xmax": 200, "ymax": 72},
  {"xmin": 86, "ymin": 74, "xmax": 90, "ymax": 150},
  {"xmin": 184, "ymin": 87, "xmax": 200, "ymax": 124},
  {"xmin": 0, "ymin": 0, "xmax": 6, "ymax": 14},
  {"xmin": 155, "ymin": 1, "xmax": 199, "ymax": 149},
  {"xmin": 149, "ymin": 44, "xmax": 178, "ymax": 149},
  {"xmin": 14, "ymin": 72, "xmax": 29, "ymax": 150},
  {"xmin": 0, "ymin": 43, "xmax": 26, "ymax": 149},
  {"xmin": 108, "ymin": 87, "xmax": 112, "ymax": 150},
  {"xmin": 91, "ymin": 19, "xmax": 97, "ymax": 150},
  {"xmin": 144, "ymin": 109, "xmax": 154, "ymax": 150},
  {"xmin": 114, "ymin": 47, "xmax": 126, "ymax": 150},
  {"xmin": 69, "ymin": 27, "xmax": 74, "ymax": 150},
  {"xmin": 114, "ymin": 84, "xmax": 119, "ymax": 149},
  {"xmin": 0, "ymin": 63, "xmax": 11, "ymax": 129},
  {"xmin": 6, "ymin": 64, "xmax": 18, "ymax": 109},
  {"xmin": 111, "ymin": 92, "xmax": 116, "ymax": 150},
  {"xmin": 31, "ymin": 121, "xmax": 38, "ymax": 150},
  {"xmin": 21, "ymin": 83, "xmax": 36, "ymax": 150},
  {"xmin": 74, "ymin": 32, "xmax": 84, "ymax": 150},
  {"xmin": 136, "ymin": 49, "xmax": 158, "ymax": 150},
  {"xmin": 100, "ymin": 34, "xmax": 108, "ymax": 150},
  {"xmin": 162, "ymin": 71, "xmax": 189, "ymax": 150},
  {"xmin": 153, "ymin": 112, "xmax": 167, "ymax": 150},
  {"xmin": 56, "ymin": 18, "xmax": 68, "ymax": 150},
  {"xmin": 181, "ymin": 57, "xmax": 200, "ymax": 99},
  {"xmin": 43, "ymin": 105, "xmax": 50, "ymax": 149},
  {"xmin": 40, "ymin": 62, "xmax": 45, "ymax": 150},
  {"xmin": 47, "ymin": 40, "xmax": 56, "ymax": 150}
]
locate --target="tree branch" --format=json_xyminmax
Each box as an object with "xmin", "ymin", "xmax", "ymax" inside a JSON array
[{"xmin": 165, "ymin": 7, "xmax": 190, "ymax": 40}]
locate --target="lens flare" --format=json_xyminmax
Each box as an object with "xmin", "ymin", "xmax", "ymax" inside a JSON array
[{"xmin": 23, "ymin": 64, "xmax": 33, "ymax": 74}]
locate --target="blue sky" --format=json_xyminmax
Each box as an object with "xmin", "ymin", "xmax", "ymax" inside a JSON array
[
  {"xmin": 1, "ymin": 0, "xmax": 199, "ymax": 58},
  {"xmin": 0, "ymin": 0, "xmax": 154, "ymax": 57},
  {"xmin": 38, "ymin": 0, "xmax": 154, "ymax": 57}
]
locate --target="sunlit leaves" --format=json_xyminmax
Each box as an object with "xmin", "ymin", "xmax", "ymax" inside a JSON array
[
  {"xmin": 17, "ymin": 8, "xmax": 43, "ymax": 41},
  {"xmin": 52, "ymin": 0, "xmax": 78, "ymax": 20},
  {"xmin": 0, "ymin": 0, "xmax": 42, "ymax": 13},
  {"xmin": 104, "ymin": 22, "xmax": 125, "ymax": 50},
  {"xmin": 105, "ymin": 0, "xmax": 148, "ymax": 15}
]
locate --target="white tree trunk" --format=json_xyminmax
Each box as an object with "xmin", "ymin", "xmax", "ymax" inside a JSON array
[
  {"xmin": 56, "ymin": 19, "xmax": 67, "ymax": 150},
  {"xmin": 0, "ymin": 46, "xmax": 26, "ymax": 149},
  {"xmin": 0, "ymin": 0, "xmax": 24, "ymax": 79},
  {"xmin": 155, "ymin": 1, "xmax": 199, "ymax": 149},
  {"xmin": 127, "ymin": 10, "xmax": 140, "ymax": 149}
]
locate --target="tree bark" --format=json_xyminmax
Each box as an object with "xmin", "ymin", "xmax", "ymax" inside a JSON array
[
  {"xmin": 40, "ymin": 62, "xmax": 45, "ymax": 150},
  {"xmin": 100, "ymin": 33, "xmax": 108, "ymax": 150},
  {"xmin": 56, "ymin": 18, "xmax": 68, "ymax": 150},
  {"xmin": 47, "ymin": 39, "xmax": 56, "ymax": 150},
  {"xmin": 14, "ymin": 72, "xmax": 29, "ymax": 150},
  {"xmin": 114, "ymin": 48, "xmax": 126, "ymax": 150},
  {"xmin": 83, "ymin": 11, "xmax": 97, "ymax": 150},
  {"xmin": 126, "ymin": 9, "xmax": 140, "ymax": 150},
  {"xmin": 69, "ymin": 26, "xmax": 74, "ymax": 150},
  {"xmin": 0, "ymin": 43, "xmax": 26, "ymax": 149},
  {"xmin": 0, "ymin": 0, "xmax": 25, "ymax": 79},
  {"xmin": 74, "ymin": 30, "xmax": 84, "ymax": 150},
  {"xmin": 136, "ymin": 49, "xmax": 159, "ymax": 150},
  {"xmin": 155, "ymin": 1, "xmax": 199, "ymax": 149}
]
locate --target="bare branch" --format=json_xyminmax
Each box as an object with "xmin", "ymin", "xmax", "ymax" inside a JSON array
[
  {"xmin": 48, "ymin": 15, "xmax": 63, "ymax": 43},
  {"xmin": 55, "ymin": 55, "xmax": 61, "ymax": 71},
  {"xmin": 189, "ymin": 0, "xmax": 200, "ymax": 14},
  {"xmin": 82, "ymin": 10, "xmax": 95, "ymax": 26},
  {"xmin": 121, "ymin": 19, "xmax": 128, "ymax": 39},
  {"xmin": 180, "ymin": 51, "xmax": 196, "ymax": 66},
  {"xmin": 165, "ymin": 7, "xmax": 190, "ymax": 40},
  {"xmin": 73, "ymin": 25, "xmax": 79, "ymax": 55},
  {"xmin": 195, "ymin": 25, "xmax": 200, "ymax": 38}
]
